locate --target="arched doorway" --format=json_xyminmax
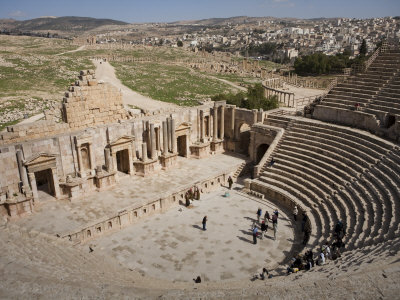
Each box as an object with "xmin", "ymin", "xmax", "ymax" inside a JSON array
[
  {"xmin": 239, "ymin": 123, "xmax": 251, "ymax": 155},
  {"xmin": 256, "ymin": 144, "xmax": 269, "ymax": 164}
]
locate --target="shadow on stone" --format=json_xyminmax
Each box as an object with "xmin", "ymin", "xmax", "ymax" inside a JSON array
[
  {"xmin": 237, "ymin": 236, "xmax": 253, "ymax": 244},
  {"xmin": 192, "ymin": 224, "xmax": 203, "ymax": 231}
]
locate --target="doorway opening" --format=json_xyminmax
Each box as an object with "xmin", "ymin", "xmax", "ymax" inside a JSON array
[
  {"xmin": 177, "ymin": 135, "xmax": 187, "ymax": 157},
  {"xmin": 116, "ymin": 149, "xmax": 129, "ymax": 174},
  {"xmin": 34, "ymin": 169, "xmax": 55, "ymax": 196},
  {"xmin": 256, "ymin": 144, "xmax": 270, "ymax": 164}
]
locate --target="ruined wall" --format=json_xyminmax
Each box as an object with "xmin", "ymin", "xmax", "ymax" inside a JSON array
[
  {"xmin": 62, "ymin": 70, "xmax": 127, "ymax": 129},
  {"xmin": 0, "ymin": 70, "xmax": 128, "ymax": 146}
]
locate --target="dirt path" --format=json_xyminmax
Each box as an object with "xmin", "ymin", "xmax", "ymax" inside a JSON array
[
  {"xmin": 55, "ymin": 45, "xmax": 86, "ymax": 56},
  {"xmin": 93, "ymin": 59, "xmax": 178, "ymax": 112},
  {"xmin": 210, "ymin": 76, "xmax": 247, "ymax": 92}
]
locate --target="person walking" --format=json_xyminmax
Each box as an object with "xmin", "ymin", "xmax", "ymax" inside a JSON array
[
  {"xmin": 293, "ymin": 205, "xmax": 298, "ymax": 222},
  {"xmin": 260, "ymin": 220, "xmax": 267, "ymax": 239},
  {"xmin": 252, "ymin": 226, "xmax": 258, "ymax": 244},
  {"xmin": 202, "ymin": 216, "xmax": 207, "ymax": 231},
  {"xmin": 272, "ymin": 212, "xmax": 278, "ymax": 226},
  {"xmin": 264, "ymin": 210, "xmax": 270, "ymax": 222},
  {"xmin": 256, "ymin": 208, "xmax": 262, "ymax": 223},
  {"xmin": 228, "ymin": 176, "xmax": 233, "ymax": 190},
  {"xmin": 273, "ymin": 222, "xmax": 277, "ymax": 240}
]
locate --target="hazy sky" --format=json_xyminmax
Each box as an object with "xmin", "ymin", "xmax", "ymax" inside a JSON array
[{"xmin": 1, "ymin": 0, "xmax": 399, "ymax": 22}]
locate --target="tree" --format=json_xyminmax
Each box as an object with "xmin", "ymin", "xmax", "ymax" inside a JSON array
[
  {"xmin": 212, "ymin": 83, "xmax": 278, "ymax": 110},
  {"xmin": 177, "ymin": 40, "xmax": 183, "ymax": 47},
  {"xmin": 359, "ymin": 39, "xmax": 367, "ymax": 56}
]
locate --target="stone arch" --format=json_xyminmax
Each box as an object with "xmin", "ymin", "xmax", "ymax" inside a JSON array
[
  {"xmin": 80, "ymin": 145, "xmax": 90, "ymax": 171},
  {"xmin": 238, "ymin": 122, "xmax": 251, "ymax": 155}
]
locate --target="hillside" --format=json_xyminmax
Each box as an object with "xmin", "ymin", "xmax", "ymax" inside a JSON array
[{"xmin": 0, "ymin": 16, "xmax": 128, "ymax": 33}]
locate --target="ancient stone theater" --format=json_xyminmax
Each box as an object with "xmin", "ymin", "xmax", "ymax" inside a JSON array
[{"xmin": 0, "ymin": 44, "xmax": 399, "ymax": 299}]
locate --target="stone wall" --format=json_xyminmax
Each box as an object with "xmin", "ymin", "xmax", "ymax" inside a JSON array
[
  {"xmin": 0, "ymin": 69, "xmax": 128, "ymax": 146},
  {"xmin": 62, "ymin": 70, "xmax": 127, "ymax": 128}
]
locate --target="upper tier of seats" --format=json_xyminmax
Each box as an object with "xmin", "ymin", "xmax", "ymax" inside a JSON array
[
  {"xmin": 320, "ymin": 49, "xmax": 400, "ymax": 113},
  {"xmin": 312, "ymin": 47, "xmax": 400, "ymax": 139}
]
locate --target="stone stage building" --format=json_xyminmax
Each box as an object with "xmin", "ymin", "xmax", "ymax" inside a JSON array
[{"xmin": 0, "ymin": 70, "xmax": 269, "ymax": 225}]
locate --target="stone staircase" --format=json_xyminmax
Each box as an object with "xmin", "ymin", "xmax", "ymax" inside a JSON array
[
  {"xmin": 313, "ymin": 48, "xmax": 400, "ymax": 139},
  {"xmin": 250, "ymin": 116, "xmax": 400, "ymax": 252},
  {"xmin": 320, "ymin": 49, "xmax": 400, "ymax": 111}
]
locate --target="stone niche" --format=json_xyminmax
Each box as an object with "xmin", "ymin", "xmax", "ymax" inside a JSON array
[
  {"xmin": 74, "ymin": 134, "xmax": 96, "ymax": 178},
  {"xmin": 24, "ymin": 153, "xmax": 61, "ymax": 201}
]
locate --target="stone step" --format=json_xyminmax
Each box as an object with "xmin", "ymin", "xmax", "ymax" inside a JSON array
[
  {"xmin": 267, "ymin": 164, "xmax": 351, "ymax": 234},
  {"xmin": 250, "ymin": 179, "xmax": 322, "ymax": 247},
  {"xmin": 291, "ymin": 119, "xmax": 394, "ymax": 151},
  {"xmin": 288, "ymin": 126, "xmax": 384, "ymax": 161},
  {"xmin": 368, "ymin": 104, "xmax": 400, "ymax": 115},
  {"xmin": 258, "ymin": 174, "xmax": 333, "ymax": 236},
  {"xmin": 283, "ymin": 136, "xmax": 372, "ymax": 170},
  {"xmin": 277, "ymin": 143, "xmax": 358, "ymax": 180},
  {"xmin": 320, "ymin": 101, "xmax": 354, "ymax": 110}
]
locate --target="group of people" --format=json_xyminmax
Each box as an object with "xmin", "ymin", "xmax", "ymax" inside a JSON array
[
  {"xmin": 287, "ymin": 220, "xmax": 347, "ymax": 274},
  {"xmin": 185, "ymin": 186, "xmax": 201, "ymax": 206},
  {"xmin": 252, "ymin": 208, "xmax": 279, "ymax": 244}
]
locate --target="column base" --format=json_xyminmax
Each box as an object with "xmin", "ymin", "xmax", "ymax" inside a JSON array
[
  {"xmin": 134, "ymin": 159, "xmax": 160, "ymax": 177},
  {"xmin": 160, "ymin": 152, "xmax": 178, "ymax": 170},
  {"xmin": 190, "ymin": 142, "xmax": 210, "ymax": 159},
  {"xmin": 211, "ymin": 140, "xmax": 224, "ymax": 154}
]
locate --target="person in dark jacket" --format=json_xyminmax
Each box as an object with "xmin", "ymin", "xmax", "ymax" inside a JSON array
[{"xmin": 202, "ymin": 216, "xmax": 207, "ymax": 231}]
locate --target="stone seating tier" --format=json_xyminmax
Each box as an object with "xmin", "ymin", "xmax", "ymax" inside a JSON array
[{"xmin": 252, "ymin": 116, "xmax": 400, "ymax": 252}]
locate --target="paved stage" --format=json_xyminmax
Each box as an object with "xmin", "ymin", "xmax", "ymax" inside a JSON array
[{"xmin": 89, "ymin": 187, "xmax": 298, "ymax": 282}]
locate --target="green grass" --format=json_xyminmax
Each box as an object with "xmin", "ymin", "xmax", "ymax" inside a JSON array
[
  {"xmin": 113, "ymin": 62, "xmax": 239, "ymax": 106},
  {"xmin": 212, "ymin": 73, "xmax": 259, "ymax": 86},
  {"xmin": 0, "ymin": 119, "xmax": 20, "ymax": 131}
]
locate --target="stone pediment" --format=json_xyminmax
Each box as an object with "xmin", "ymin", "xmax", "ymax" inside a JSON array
[
  {"xmin": 74, "ymin": 132, "xmax": 94, "ymax": 146},
  {"xmin": 109, "ymin": 135, "xmax": 134, "ymax": 147},
  {"xmin": 177, "ymin": 122, "xmax": 192, "ymax": 130},
  {"xmin": 24, "ymin": 153, "xmax": 57, "ymax": 171}
]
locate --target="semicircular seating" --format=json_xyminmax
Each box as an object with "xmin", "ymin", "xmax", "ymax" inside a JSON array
[{"xmin": 255, "ymin": 115, "xmax": 400, "ymax": 252}]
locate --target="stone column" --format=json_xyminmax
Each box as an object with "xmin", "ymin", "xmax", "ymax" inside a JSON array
[
  {"xmin": 162, "ymin": 121, "xmax": 168, "ymax": 155},
  {"xmin": 16, "ymin": 150, "xmax": 29, "ymax": 190},
  {"xmin": 199, "ymin": 110, "xmax": 204, "ymax": 142},
  {"xmin": 213, "ymin": 106, "xmax": 218, "ymax": 142},
  {"xmin": 167, "ymin": 118, "xmax": 172, "ymax": 152},
  {"xmin": 51, "ymin": 167, "xmax": 61, "ymax": 198},
  {"xmin": 231, "ymin": 106, "xmax": 235, "ymax": 139},
  {"xmin": 171, "ymin": 118, "xmax": 177, "ymax": 153},
  {"xmin": 88, "ymin": 143, "xmax": 95, "ymax": 171},
  {"xmin": 220, "ymin": 105, "xmax": 225, "ymax": 140},
  {"xmin": 131, "ymin": 141, "xmax": 137, "ymax": 160},
  {"xmin": 112, "ymin": 152, "xmax": 118, "ymax": 172},
  {"xmin": 142, "ymin": 143, "xmax": 148, "ymax": 162},
  {"xmin": 28, "ymin": 172, "xmax": 39, "ymax": 201},
  {"xmin": 150, "ymin": 123, "xmax": 156, "ymax": 160},
  {"xmin": 128, "ymin": 146, "xmax": 134, "ymax": 175},
  {"xmin": 104, "ymin": 148, "xmax": 112, "ymax": 172}
]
